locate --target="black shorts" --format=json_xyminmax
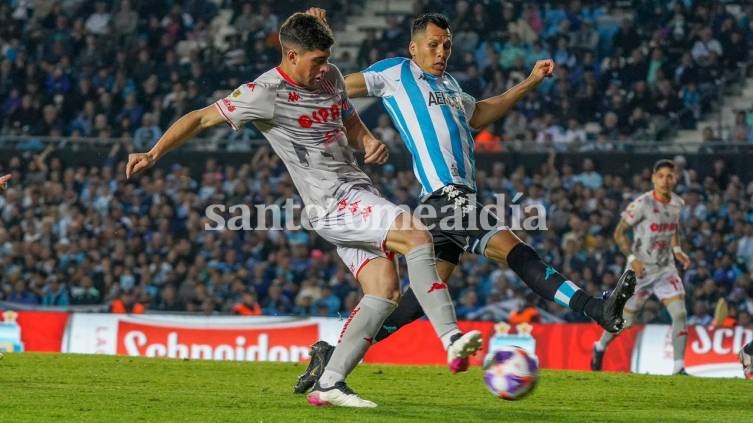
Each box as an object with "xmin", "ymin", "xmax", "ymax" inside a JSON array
[{"xmin": 419, "ymin": 185, "xmax": 507, "ymax": 265}]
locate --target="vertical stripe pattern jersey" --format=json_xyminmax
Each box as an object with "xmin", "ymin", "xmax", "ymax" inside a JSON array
[{"xmin": 363, "ymin": 58, "xmax": 477, "ymax": 197}]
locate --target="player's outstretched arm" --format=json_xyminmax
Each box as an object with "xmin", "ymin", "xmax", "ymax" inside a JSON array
[
  {"xmin": 468, "ymin": 59, "xmax": 555, "ymax": 130},
  {"xmin": 126, "ymin": 105, "xmax": 225, "ymax": 179},
  {"xmin": 343, "ymin": 113, "xmax": 388, "ymax": 165},
  {"xmin": 344, "ymin": 73, "xmax": 368, "ymax": 99}
]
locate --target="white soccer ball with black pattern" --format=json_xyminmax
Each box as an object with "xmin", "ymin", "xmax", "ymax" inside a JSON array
[{"xmin": 482, "ymin": 346, "xmax": 538, "ymax": 400}]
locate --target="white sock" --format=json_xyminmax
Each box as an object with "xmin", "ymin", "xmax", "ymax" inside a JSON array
[{"xmin": 673, "ymin": 359, "xmax": 685, "ymax": 374}]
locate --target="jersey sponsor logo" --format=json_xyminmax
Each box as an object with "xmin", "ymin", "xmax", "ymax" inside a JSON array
[
  {"xmin": 649, "ymin": 222, "xmax": 678, "ymax": 232},
  {"xmin": 427, "ymin": 91, "xmax": 463, "ymax": 111},
  {"xmin": 231, "ymin": 89, "xmax": 242, "ymax": 98},
  {"xmin": 288, "ymin": 91, "xmax": 301, "ymax": 103},
  {"xmin": 298, "ymin": 104, "xmax": 342, "ymax": 128},
  {"xmin": 222, "ymin": 98, "xmax": 236, "ymax": 112}
]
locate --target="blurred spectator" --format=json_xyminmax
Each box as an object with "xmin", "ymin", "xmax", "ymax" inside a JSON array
[
  {"xmin": 372, "ymin": 114, "xmax": 400, "ymax": 151},
  {"xmin": 688, "ymin": 300, "xmax": 712, "ymax": 326},
  {"xmin": 111, "ymin": 291, "xmax": 145, "ymax": 314},
  {"xmin": 133, "ymin": 113, "xmax": 162, "ymax": 150},
  {"xmin": 41, "ymin": 276, "xmax": 69, "ymax": 307},
  {"xmin": 232, "ymin": 292, "xmax": 262, "ymax": 316},
  {"xmin": 475, "ymin": 125, "xmax": 502, "ymax": 152}
]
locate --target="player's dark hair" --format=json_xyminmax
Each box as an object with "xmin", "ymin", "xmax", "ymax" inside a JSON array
[
  {"xmin": 411, "ymin": 13, "xmax": 450, "ymax": 38},
  {"xmin": 279, "ymin": 13, "xmax": 334, "ymax": 52},
  {"xmin": 653, "ymin": 159, "xmax": 675, "ymax": 173}
]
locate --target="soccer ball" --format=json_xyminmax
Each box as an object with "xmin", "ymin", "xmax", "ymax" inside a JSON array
[{"xmin": 482, "ymin": 346, "xmax": 538, "ymax": 400}]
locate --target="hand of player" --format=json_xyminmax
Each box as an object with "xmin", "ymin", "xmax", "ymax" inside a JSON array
[
  {"xmin": 527, "ymin": 59, "xmax": 555, "ymax": 85},
  {"xmin": 126, "ymin": 152, "xmax": 156, "ymax": 179},
  {"xmin": 674, "ymin": 250, "xmax": 691, "ymax": 269},
  {"xmin": 0, "ymin": 173, "xmax": 11, "ymax": 191},
  {"xmin": 305, "ymin": 7, "xmax": 327, "ymax": 23},
  {"xmin": 363, "ymin": 137, "xmax": 389, "ymax": 165},
  {"xmin": 631, "ymin": 258, "xmax": 645, "ymax": 279}
]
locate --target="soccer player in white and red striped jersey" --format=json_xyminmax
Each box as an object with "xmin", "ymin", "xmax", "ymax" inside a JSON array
[
  {"xmin": 126, "ymin": 12, "xmax": 482, "ymax": 408},
  {"xmin": 592, "ymin": 159, "xmax": 692, "ymax": 374}
]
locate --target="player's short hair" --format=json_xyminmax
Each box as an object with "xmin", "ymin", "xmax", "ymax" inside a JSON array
[
  {"xmin": 279, "ymin": 13, "xmax": 334, "ymax": 52},
  {"xmin": 653, "ymin": 159, "xmax": 675, "ymax": 173},
  {"xmin": 411, "ymin": 13, "xmax": 450, "ymax": 38}
]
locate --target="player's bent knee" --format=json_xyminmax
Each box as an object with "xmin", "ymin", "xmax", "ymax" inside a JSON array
[
  {"xmin": 485, "ymin": 230, "xmax": 522, "ymax": 262},
  {"xmin": 664, "ymin": 298, "xmax": 687, "ymax": 324},
  {"xmin": 401, "ymin": 228, "xmax": 433, "ymax": 251}
]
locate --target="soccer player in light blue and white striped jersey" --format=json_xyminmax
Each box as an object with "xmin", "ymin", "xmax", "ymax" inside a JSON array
[{"xmin": 344, "ymin": 13, "xmax": 637, "ymax": 351}]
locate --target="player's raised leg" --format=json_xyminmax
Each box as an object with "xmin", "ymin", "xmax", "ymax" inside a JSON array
[
  {"xmin": 308, "ymin": 257, "xmax": 399, "ymax": 408},
  {"xmin": 484, "ymin": 229, "xmax": 636, "ymax": 333}
]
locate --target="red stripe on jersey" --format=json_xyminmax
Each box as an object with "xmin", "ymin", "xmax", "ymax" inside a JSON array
[
  {"xmin": 214, "ymin": 101, "xmax": 237, "ymax": 130},
  {"xmin": 653, "ymin": 191, "xmax": 671, "ymax": 204},
  {"xmin": 276, "ymin": 67, "xmax": 305, "ymax": 88}
]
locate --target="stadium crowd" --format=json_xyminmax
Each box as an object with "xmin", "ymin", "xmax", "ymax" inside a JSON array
[
  {"xmin": 0, "ymin": 1, "xmax": 750, "ymax": 148},
  {"xmin": 0, "ymin": 1, "xmax": 752, "ymax": 329},
  {"xmin": 1, "ymin": 146, "xmax": 753, "ymax": 330}
]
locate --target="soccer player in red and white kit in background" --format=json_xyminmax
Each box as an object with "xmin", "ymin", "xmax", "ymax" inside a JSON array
[{"xmin": 592, "ymin": 159, "xmax": 692, "ymax": 375}]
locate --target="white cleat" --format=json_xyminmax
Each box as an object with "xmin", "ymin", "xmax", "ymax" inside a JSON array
[
  {"xmin": 307, "ymin": 382, "xmax": 378, "ymax": 408},
  {"xmin": 447, "ymin": 330, "xmax": 483, "ymax": 373}
]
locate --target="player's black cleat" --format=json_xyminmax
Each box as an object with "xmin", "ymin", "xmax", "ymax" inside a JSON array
[
  {"xmin": 590, "ymin": 345, "xmax": 604, "ymax": 371},
  {"xmin": 293, "ymin": 341, "xmax": 334, "ymax": 394},
  {"xmin": 596, "ymin": 269, "xmax": 636, "ymax": 333},
  {"xmin": 674, "ymin": 368, "xmax": 690, "ymax": 376}
]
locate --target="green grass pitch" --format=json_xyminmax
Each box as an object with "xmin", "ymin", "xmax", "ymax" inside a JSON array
[{"xmin": 0, "ymin": 353, "xmax": 749, "ymax": 422}]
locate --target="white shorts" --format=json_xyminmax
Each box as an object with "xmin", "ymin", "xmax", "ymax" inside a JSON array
[
  {"xmin": 311, "ymin": 187, "xmax": 404, "ymax": 279},
  {"xmin": 625, "ymin": 266, "xmax": 684, "ymax": 311}
]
